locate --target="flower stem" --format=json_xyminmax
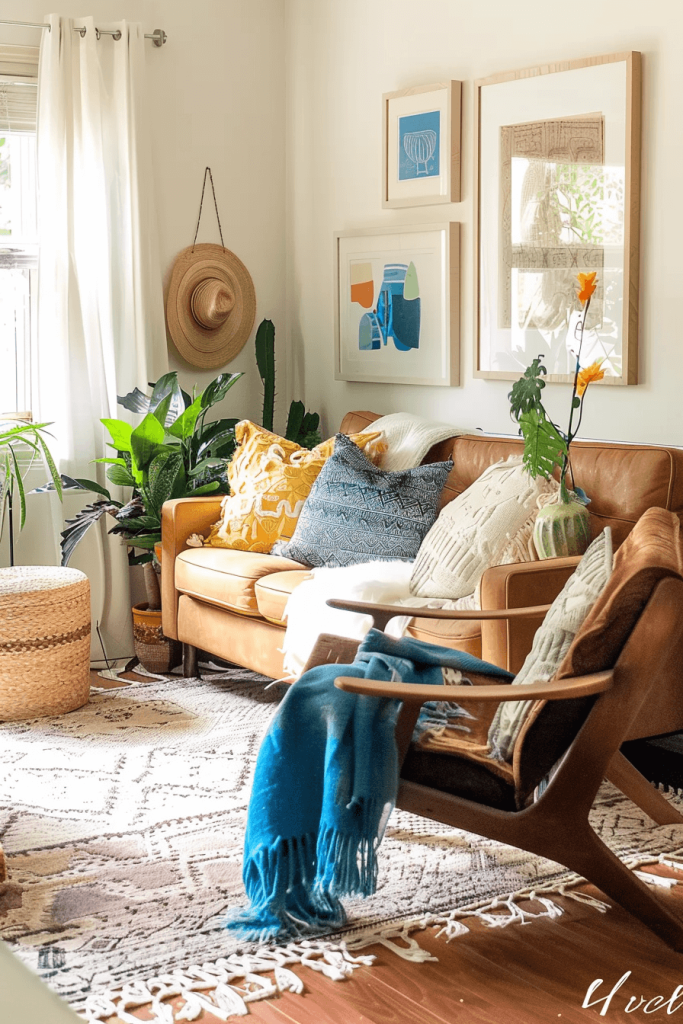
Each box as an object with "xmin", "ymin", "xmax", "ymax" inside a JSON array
[{"xmin": 561, "ymin": 294, "xmax": 591, "ymax": 500}]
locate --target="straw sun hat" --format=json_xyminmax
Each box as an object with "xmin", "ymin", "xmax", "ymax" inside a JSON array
[{"xmin": 166, "ymin": 242, "xmax": 256, "ymax": 369}]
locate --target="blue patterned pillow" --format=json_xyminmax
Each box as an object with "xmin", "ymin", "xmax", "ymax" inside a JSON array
[{"xmin": 274, "ymin": 433, "xmax": 453, "ymax": 568}]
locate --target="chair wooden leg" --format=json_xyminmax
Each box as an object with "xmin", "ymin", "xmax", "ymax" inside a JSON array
[
  {"xmin": 607, "ymin": 750, "xmax": 683, "ymax": 825},
  {"xmin": 560, "ymin": 823, "xmax": 683, "ymax": 953},
  {"xmin": 182, "ymin": 643, "xmax": 198, "ymax": 678},
  {"xmin": 397, "ymin": 779, "xmax": 683, "ymax": 951}
]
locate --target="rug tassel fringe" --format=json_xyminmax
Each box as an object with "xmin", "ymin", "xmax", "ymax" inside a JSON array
[
  {"xmin": 82, "ymin": 942, "xmax": 374, "ymax": 1023},
  {"xmin": 81, "ymin": 854, "xmax": 683, "ymax": 1023}
]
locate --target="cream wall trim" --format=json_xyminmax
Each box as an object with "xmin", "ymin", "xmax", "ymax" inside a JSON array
[{"xmin": 0, "ymin": 43, "xmax": 39, "ymax": 76}]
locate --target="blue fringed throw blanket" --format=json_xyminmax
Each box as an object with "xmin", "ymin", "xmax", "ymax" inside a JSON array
[{"xmin": 226, "ymin": 630, "xmax": 513, "ymax": 941}]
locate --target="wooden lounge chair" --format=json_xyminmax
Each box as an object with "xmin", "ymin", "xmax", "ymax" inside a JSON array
[{"xmin": 312, "ymin": 508, "xmax": 683, "ymax": 951}]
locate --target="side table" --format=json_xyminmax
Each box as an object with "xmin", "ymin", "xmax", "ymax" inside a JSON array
[{"xmin": 0, "ymin": 566, "xmax": 91, "ymax": 722}]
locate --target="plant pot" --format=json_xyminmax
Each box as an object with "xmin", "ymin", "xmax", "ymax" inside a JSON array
[
  {"xmin": 131, "ymin": 602, "xmax": 182, "ymax": 674},
  {"xmin": 533, "ymin": 500, "xmax": 591, "ymax": 560}
]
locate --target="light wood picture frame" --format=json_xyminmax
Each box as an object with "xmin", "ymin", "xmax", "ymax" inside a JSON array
[
  {"xmin": 383, "ymin": 82, "xmax": 462, "ymax": 208},
  {"xmin": 334, "ymin": 223, "xmax": 460, "ymax": 386},
  {"xmin": 474, "ymin": 52, "xmax": 641, "ymax": 386}
]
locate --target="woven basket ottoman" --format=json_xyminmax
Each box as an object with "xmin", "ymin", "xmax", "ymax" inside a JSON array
[{"xmin": 0, "ymin": 566, "xmax": 91, "ymax": 721}]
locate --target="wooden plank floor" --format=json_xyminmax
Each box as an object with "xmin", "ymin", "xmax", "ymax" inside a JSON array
[
  {"xmin": 91, "ymin": 672, "xmax": 683, "ymax": 1022},
  {"xmin": 97, "ymin": 869, "xmax": 683, "ymax": 1023}
]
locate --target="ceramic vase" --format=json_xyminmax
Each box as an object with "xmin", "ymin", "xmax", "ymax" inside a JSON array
[{"xmin": 533, "ymin": 500, "xmax": 591, "ymax": 559}]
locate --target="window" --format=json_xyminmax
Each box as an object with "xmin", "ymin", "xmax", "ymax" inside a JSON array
[{"xmin": 0, "ymin": 45, "xmax": 38, "ymax": 420}]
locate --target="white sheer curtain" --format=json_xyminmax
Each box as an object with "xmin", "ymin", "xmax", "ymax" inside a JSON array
[{"xmin": 36, "ymin": 15, "xmax": 168, "ymax": 663}]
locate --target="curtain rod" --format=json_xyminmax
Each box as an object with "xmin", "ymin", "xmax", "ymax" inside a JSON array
[{"xmin": 0, "ymin": 19, "xmax": 167, "ymax": 46}]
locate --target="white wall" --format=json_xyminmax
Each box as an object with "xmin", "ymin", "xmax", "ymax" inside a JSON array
[
  {"xmin": 3, "ymin": 0, "xmax": 680, "ymax": 452},
  {"xmin": 1, "ymin": 0, "xmax": 286, "ymax": 428},
  {"xmin": 286, "ymin": 0, "xmax": 683, "ymax": 447}
]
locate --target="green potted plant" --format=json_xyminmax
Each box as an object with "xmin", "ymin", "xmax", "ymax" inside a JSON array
[
  {"xmin": 61, "ymin": 370, "xmax": 242, "ymax": 670},
  {"xmin": 0, "ymin": 420, "xmax": 62, "ymax": 567},
  {"xmin": 509, "ymin": 271, "xmax": 605, "ymax": 558}
]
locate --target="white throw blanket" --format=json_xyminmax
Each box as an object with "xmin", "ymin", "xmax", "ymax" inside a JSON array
[
  {"xmin": 281, "ymin": 561, "xmax": 478, "ymax": 679},
  {"xmin": 361, "ymin": 412, "xmax": 472, "ymax": 471}
]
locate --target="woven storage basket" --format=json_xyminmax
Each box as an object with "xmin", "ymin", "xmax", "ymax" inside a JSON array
[{"xmin": 0, "ymin": 566, "xmax": 91, "ymax": 721}]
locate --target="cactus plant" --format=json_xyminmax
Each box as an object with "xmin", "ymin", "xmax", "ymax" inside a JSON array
[
  {"xmin": 255, "ymin": 319, "xmax": 276, "ymax": 432},
  {"xmin": 255, "ymin": 318, "xmax": 321, "ymax": 448}
]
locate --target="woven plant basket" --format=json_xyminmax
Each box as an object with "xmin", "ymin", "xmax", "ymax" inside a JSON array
[
  {"xmin": 132, "ymin": 603, "xmax": 182, "ymax": 674},
  {"xmin": 0, "ymin": 566, "xmax": 91, "ymax": 721}
]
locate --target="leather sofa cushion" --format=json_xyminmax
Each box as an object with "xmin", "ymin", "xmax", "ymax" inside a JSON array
[
  {"xmin": 255, "ymin": 570, "xmax": 312, "ymax": 624},
  {"xmin": 406, "ymin": 616, "xmax": 482, "ymax": 659},
  {"xmin": 177, "ymin": 595, "xmax": 286, "ymax": 678},
  {"xmin": 175, "ymin": 548, "xmax": 306, "ymax": 616}
]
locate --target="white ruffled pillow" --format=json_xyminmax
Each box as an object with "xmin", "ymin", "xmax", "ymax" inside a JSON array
[{"xmin": 409, "ymin": 455, "xmax": 558, "ymax": 600}]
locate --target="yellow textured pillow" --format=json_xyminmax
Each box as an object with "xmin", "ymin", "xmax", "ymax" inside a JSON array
[{"xmin": 205, "ymin": 421, "xmax": 386, "ymax": 553}]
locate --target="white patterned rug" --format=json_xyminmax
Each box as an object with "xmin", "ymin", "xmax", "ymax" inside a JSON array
[{"xmin": 1, "ymin": 671, "xmax": 683, "ymax": 1023}]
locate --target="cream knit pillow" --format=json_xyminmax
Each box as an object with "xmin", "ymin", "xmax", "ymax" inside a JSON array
[
  {"xmin": 488, "ymin": 527, "xmax": 613, "ymax": 762},
  {"xmin": 409, "ymin": 456, "xmax": 558, "ymax": 600}
]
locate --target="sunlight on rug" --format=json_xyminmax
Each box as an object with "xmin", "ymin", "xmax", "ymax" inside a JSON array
[{"xmin": 2, "ymin": 671, "xmax": 683, "ymax": 1023}]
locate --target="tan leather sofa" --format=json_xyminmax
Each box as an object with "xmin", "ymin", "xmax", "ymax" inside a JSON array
[{"xmin": 162, "ymin": 410, "xmax": 683, "ymax": 679}]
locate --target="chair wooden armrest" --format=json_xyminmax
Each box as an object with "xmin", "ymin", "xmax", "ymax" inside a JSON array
[
  {"xmin": 161, "ymin": 496, "xmax": 224, "ymax": 640},
  {"xmin": 325, "ymin": 598, "xmax": 551, "ymax": 624},
  {"xmin": 333, "ymin": 670, "xmax": 613, "ymax": 704}
]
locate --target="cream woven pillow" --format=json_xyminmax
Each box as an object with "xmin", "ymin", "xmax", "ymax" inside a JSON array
[
  {"xmin": 410, "ymin": 456, "xmax": 558, "ymax": 600},
  {"xmin": 488, "ymin": 527, "xmax": 613, "ymax": 762}
]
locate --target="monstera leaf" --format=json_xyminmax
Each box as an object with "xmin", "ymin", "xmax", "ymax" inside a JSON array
[
  {"xmin": 518, "ymin": 408, "xmax": 568, "ymax": 480},
  {"xmin": 508, "ymin": 355, "xmax": 548, "ymax": 421}
]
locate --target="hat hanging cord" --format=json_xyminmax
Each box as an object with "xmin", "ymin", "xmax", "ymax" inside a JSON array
[{"xmin": 191, "ymin": 167, "xmax": 225, "ymax": 252}]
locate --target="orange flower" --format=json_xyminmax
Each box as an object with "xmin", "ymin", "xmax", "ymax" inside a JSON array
[
  {"xmin": 577, "ymin": 272, "xmax": 597, "ymax": 305},
  {"xmin": 576, "ymin": 359, "xmax": 605, "ymax": 397}
]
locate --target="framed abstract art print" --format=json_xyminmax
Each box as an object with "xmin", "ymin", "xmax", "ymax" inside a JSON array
[
  {"xmin": 334, "ymin": 223, "xmax": 460, "ymax": 386},
  {"xmin": 475, "ymin": 52, "xmax": 641, "ymax": 385},
  {"xmin": 383, "ymin": 82, "xmax": 462, "ymax": 208}
]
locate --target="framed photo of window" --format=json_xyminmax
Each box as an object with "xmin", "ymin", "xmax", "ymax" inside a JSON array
[
  {"xmin": 334, "ymin": 223, "xmax": 460, "ymax": 386},
  {"xmin": 475, "ymin": 52, "xmax": 641, "ymax": 385},
  {"xmin": 382, "ymin": 82, "xmax": 462, "ymax": 208}
]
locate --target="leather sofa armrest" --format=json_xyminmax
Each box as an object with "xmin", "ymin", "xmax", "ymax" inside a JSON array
[
  {"xmin": 161, "ymin": 497, "xmax": 224, "ymax": 640},
  {"xmin": 480, "ymin": 556, "xmax": 581, "ymax": 673}
]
